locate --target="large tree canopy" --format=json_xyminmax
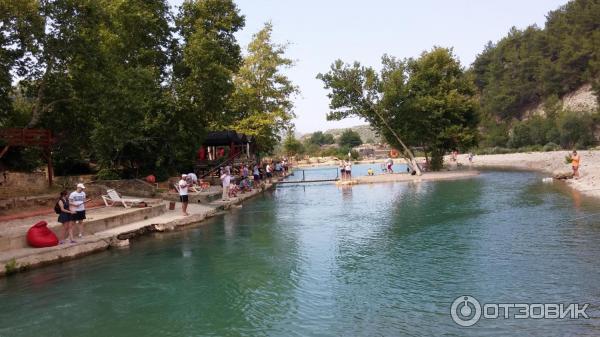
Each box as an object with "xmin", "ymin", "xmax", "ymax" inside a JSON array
[
  {"xmin": 0, "ymin": 0, "xmax": 249, "ymax": 177},
  {"xmin": 228, "ymin": 22, "xmax": 298, "ymax": 154},
  {"xmin": 318, "ymin": 47, "xmax": 478, "ymax": 170}
]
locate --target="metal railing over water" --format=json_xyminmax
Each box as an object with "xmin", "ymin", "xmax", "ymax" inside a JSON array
[{"xmin": 277, "ymin": 168, "xmax": 339, "ymax": 184}]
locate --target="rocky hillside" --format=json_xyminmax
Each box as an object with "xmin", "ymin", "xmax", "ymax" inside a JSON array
[
  {"xmin": 301, "ymin": 125, "xmax": 382, "ymax": 144},
  {"xmin": 525, "ymin": 84, "xmax": 599, "ymax": 118}
]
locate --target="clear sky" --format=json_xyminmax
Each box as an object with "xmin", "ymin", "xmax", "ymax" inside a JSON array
[{"xmin": 168, "ymin": 0, "xmax": 567, "ymax": 134}]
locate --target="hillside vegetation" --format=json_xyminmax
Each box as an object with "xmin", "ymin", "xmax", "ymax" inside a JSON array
[
  {"xmin": 472, "ymin": 0, "xmax": 600, "ymax": 151},
  {"xmin": 473, "ymin": 0, "xmax": 599, "ymax": 121}
]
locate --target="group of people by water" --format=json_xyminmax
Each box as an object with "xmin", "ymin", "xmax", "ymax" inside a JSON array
[
  {"xmin": 176, "ymin": 159, "xmax": 290, "ymax": 215},
  {"xmin": 339, "ymin": 160, "xmax": 353, "ymax": 180},
  {"xmin": 55, "ymin": 183, "xmax": 91, "ymax": 244}
]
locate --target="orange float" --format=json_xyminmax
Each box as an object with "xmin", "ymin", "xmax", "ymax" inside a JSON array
[{"xmin": 390, "ymin": 149, "xmax": 400, "ymax": 158}]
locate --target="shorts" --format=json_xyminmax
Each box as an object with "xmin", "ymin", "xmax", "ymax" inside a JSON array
[
  {"xmin": 72, "ymin": 210, "xmax": 86, "ymax": 221},
  {"xmin": 266, "ymin": 172, "xmax": 272, "ymax": 178},
  {"xmin": 179, "ymin": 195, "xmax": 189, "ymax": 203},
  {"xmin": 253, "ymin": 174, "xmax": 260, "ymax": 181},
  {"xmin": 58, "ymin": 212, "xmax": 72, "ymax": 224}
]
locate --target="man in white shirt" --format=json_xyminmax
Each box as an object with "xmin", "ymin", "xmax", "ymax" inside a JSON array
[
  {"xmin": 178, "ymin": 174, "xmax": 190, "ymax": 216},
  {"xmin": 266, "ymin": 163, "xmax": 273, "ymax": 182},
  {"xmin": 220, "ymin": 169, "xmax": 231, "ymax": 201},
  {"xmin": 69, "ymin": 183, "xmax": 90, "ymax": 238}
]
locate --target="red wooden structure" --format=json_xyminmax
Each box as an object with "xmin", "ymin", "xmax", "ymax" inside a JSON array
[{"xmin": 0, "ymin": 128, "xmax": 55, "ymax": 186}]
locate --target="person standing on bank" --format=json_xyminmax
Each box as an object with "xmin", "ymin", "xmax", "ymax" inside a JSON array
[
  {"xmin": 570, "ymin": 150, "xmax": 581, "ymax": 179},
  {"xmin": 266, "ymin": 162, "xmax": 273, "ymax": 182},
  {"xmin": 253, "ymin": 163, "xmax": 260, "ymax": 182},
  {"xmin": 69, "ymin": 183, "xmax": 90, "ymax": 238},
  {"xmin": 178, "ymin": 174, "xmax": 190, "ymax": 216},
  {"xmin": 221, "ymin": 168, "xmax": 231, "ymax": 201},
  {"xmin": 57, "ymin": 190, "xmax": 76, "ymax": 244}
]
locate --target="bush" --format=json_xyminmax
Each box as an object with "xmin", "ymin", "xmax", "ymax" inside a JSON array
[
  {"xmin": 0, "ymin": 147, "xmax": 43, "ymax": 172},
  {"xmin": 480, "ymin": 121, "xmax": 509, "ymax": 148},
  {"xmin": 53, "ymin": 159, "xmax": 94, "ymax": 176},
  {"xmin": 558, "ymin": 113, "xmax": 595, "ymax": 149},
  {"xmin": 507, "ymin": 122, "xmax": 531, "ymax": 148},
  {"xmin": 320, "ymin": 147, "xmax": 338, "ymax": 157},
  {"xmin": 518, "ymin": 145, "xmax": 543, "ymax": 152},
  {"xmin": 543, "ymin": 142, "xmax": 560, "ymax": 151},
  {"xmin": 152, "ymin": 166, "xmax": 171, "ymax": 182},
  {"xmin": 95, "ymin": 168, "xmax": 121, "ymax": 180},
  {"xmin": 474, "ymin": 147, "xmax": 513, "ymax": 155}
]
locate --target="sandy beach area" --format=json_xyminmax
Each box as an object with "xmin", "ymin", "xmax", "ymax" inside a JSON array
[{"xmin": 455, "ymin": 150, "xmax": 600, "ymax": 199}]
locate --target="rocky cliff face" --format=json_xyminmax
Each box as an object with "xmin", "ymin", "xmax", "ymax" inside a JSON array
[
  {"xmin": 562, "ymin": 84, "xmax": 598, "ymax": 113},
  {"xmin": 525, "ymin": 84, "xmax": 598, "ymax": 118}
]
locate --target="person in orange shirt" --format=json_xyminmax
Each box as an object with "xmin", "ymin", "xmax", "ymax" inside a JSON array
[{"xmin": 570, "ymin": 150, "xmax": 580, "ymax": 179}]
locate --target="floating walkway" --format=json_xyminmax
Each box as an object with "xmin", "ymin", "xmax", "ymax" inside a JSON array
[
  {"xmin": 279, "ymin": 170, "xmax": 480, "ymax": 187},
  {"xmin": 350, "ymin": 170, "xmax": 480, "ymax": 185}
]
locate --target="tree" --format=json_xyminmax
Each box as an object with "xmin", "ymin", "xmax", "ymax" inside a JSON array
[
  {"xmin": 228, "ymin": 22, "xmax": 299, "ymax": 153},
  {"xmin": 2, "ymin": 0, "xmax": 247, "ymax": 176},
  {"xmin": 282, "ymin": 132, "xmax": 304, "ymax": 156},
  {"xmin": 166, "ymin": 0, "xmax": 244, "ymax": 171},
  {"xmin": 405, "ymin": 48, "xmax": 479, "ymax": 169},
  {"xmin": 318, "ymin": 47, "xmax": 478, "ymax": 171},
  {"xmin": 89, "ymin": 0, "xmax": 174, "ymax": 173},
  {"xmin": 308, "ymin": 131, "xmax": 334, "ymax": 145},
  {"xmin": 338, "ymin": 129, "xmax": 362, "ymax": 148},
  {"xmin": 0, "ymin": 0, "xmax": 44, "ymax": 125},
  {"xmin": 558, "ymin": 113, "xmax": 595, "ymax": 149},
  {"xmin": 473, "ymin": 0, "xmax": 600, "ymax": 121},
  {"xmin": 173, "ymin": 0, "xmax": 244, "ymax": 127}
]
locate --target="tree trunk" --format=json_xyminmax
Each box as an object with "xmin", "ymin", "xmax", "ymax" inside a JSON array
[
  {"xmin": 27, "ymin": 61, "xmax": 53, "ymax": 128},
  {"xmin": 430, "ymin": 149, "xmax": 444, "ymax": 171},
  {"xmin": 353, "ymin": 85, "xmax": 422, "ymax": 175}
]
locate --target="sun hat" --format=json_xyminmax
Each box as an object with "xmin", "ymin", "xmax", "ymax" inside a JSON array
[{"xmin": 76, "ymin": 183, "xmax": 85, "ymax": 189}]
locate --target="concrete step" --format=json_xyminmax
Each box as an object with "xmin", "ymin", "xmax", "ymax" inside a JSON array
[{"xmin": 0, "ymin": 202, "xmax": 166, "ymax": 252}]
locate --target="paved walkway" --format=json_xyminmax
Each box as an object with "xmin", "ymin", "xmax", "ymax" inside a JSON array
[{"xmin": 0, "ymin": 178, "xmax": 281, "ymax": 277}]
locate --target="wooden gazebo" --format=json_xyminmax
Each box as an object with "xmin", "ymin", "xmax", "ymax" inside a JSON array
[{"xmin": 196, "ymin": 131, "xmax": 255, "ymax": 177}]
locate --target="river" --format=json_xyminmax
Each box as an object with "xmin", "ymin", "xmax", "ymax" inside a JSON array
[{"xmin": 1, "ymin": 168, "xmax": 600, "ymax": 336}]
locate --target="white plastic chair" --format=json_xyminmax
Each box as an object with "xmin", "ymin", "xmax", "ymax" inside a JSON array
[{"xmin": 101, "ymin": 189, "xmax": 143, "ymax": 208}]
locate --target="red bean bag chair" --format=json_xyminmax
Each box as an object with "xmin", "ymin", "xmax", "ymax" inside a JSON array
[{"xmin": 27, "ymin": 221, "xmax": 59, "ymax": 248}]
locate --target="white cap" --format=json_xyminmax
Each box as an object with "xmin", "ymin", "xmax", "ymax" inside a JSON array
[
  {"xmin": 181, "ymin": 174, "xmax": 187, "ymax": 178},
  {"xmin": 77, "ymin": 183, "xmax": 86, "ymax": 189}
]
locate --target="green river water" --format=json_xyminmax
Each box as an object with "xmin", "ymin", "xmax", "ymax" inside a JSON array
[{"xmin": 1, "ymin": 168, "xmax": 600, "ymax": 336}]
